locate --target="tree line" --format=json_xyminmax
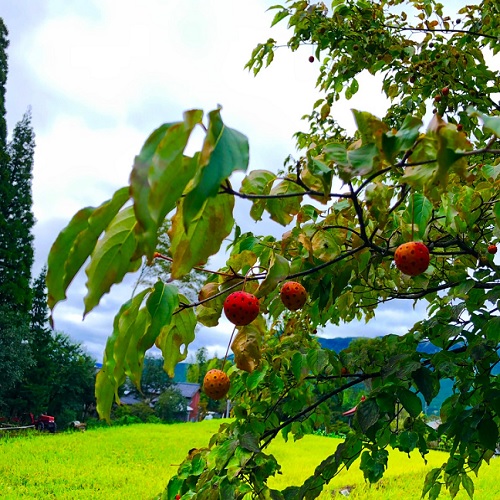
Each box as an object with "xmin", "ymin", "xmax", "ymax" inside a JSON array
[{"xmin": 0, "ymin": 18, "xmax": 95, "ymax": 429}]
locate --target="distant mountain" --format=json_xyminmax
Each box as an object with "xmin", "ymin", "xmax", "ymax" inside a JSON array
[{"xmin": 316, "ymin": 336, "xmax": 442, "ymax": 354}]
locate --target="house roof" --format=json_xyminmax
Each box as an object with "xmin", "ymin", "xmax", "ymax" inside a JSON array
[{"xmin": 175, "ymin": 382, "xmax": 200, "ymax": 398}]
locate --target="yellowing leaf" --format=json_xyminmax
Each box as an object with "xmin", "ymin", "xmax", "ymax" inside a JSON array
[
  {"xmin": 231, "ymin": 324, "xmax": 262, "ymax": 373},
  {"xmin": 155, "ymin": 294, "xmax": 196, "ymax": 378},
  {"xmin": 183, "ymin": 108, "xmax": 249, "ymax": 228},
  {"xmin": 83, "ymin": 205, "xmax": 142, "ymax": 316},
  {"xmin": 47, "ymin": 186, "xmax": 130, "ymax": 316},
  {"xmin": 130, "ymin": 110, "xmax": 203, "ymax": 259},
  {"xmin": 169, "ymin": 191, "xmax": 235, "ymax": 279},
  {"xmin": 256, "ymin": 253, "xmax": 290, "ymax": 298},
  {"xmin": 127, "ymin": 282, "xmax": 179, "ymax": 387}
]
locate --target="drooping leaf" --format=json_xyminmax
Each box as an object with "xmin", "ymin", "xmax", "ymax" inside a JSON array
[
  {"xmin": 83, "ymin": 205, "xmax": 142, "ymax": 316},
  {"xmin": 356, "ymin": 398, "xmax": 380, "ymax": 434},
  {"xmin": 408, "ymin": 193, "xmax": 432, "ymax": 239},
  {"xmin": 126, "ymin": 282, "xmax": 179, "ymax": 387},
  {"xmin": 412, "ymin": 366, "xmax": 440, "ymax": 405},
  {"xmin": 47, "ymin": 186, "xmax": 130, "ymax": 316},
  {"xmin": 461, "ymin": 474, "xmax": 475, "ymax": 499},
  {"xmin": 255, "ymin": 253, "xmax": 290, "ymax": 298},
  {"xmin": 130, "ymin": 110, "xmax": 203, "ymax": 259},
  {"xmin": 397, "ymin": 387, "xmax": 422, "ymax": 418},
  {"xmin": 232, "ymin": 324, "xmax": 262, "ymax": 373},
  {"xmin": 155, "ymin": 293, "xmax": 196, "ymax": 377},
  {"xmin": 169, "ymin": 189, "xmax": 235, "ymax": 279},
  {"xmin": 95, "ymin": 289, "xmax": 150, "ymax": 421},
  {"xmin": 95, "ymin": 367, "xmax": 115, "ymax": 424},
  {"xmin": 183, "ymin": 108, "xmax": 249, "ymax": 228}
]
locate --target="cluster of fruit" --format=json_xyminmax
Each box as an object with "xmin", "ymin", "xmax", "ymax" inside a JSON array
[
  {"xmin": 202, "ymin": 281, "xmax": 307, "ymax": 400},
  {"xmin": 203, "ymin": 240, "xmax": 497, "ymax": 400}
]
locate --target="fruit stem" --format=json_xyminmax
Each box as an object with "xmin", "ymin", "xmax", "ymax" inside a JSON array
[
  {"xmin": 222, "ymin": 325, "xmax": 237, "ymax": 370},
  {"xmin": 411, "ymin": 191, "xmax": 415, "ymax": 241}
]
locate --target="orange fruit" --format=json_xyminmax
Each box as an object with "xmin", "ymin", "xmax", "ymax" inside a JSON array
[
  {"xmin": 203, "ymin": 369, "xmax": 230, "ymax": 400},
  {"xmin": 394, "ymin": 242, "xmax": 430, "ymax": 276},
  {"xmin": 280, "ymin": 281, "xmax": 307, "ymax": 311}
]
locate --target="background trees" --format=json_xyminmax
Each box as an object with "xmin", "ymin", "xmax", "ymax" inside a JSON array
[
  {"xmin": 0, "ymin": 18, "xmax": 96, "ymax": 426},
  {"xmin": 46, "ymin": 0, "xmax": 500, "ymax": 497},
  {"xmin": 0, "ymin": 18, "xmax": 35, "ymax": 408}
]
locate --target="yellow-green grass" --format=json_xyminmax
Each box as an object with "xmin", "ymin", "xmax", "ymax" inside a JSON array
[{"xmin": 1, "ymin": 421, "xmax": 500, "ymax": 499}]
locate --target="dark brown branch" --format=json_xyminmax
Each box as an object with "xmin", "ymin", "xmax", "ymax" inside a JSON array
[{"xmin": 382, "ymin": 24, "xmax": 499, "ymax": 41}]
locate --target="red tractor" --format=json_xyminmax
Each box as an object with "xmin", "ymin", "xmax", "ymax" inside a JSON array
[{"xmin": 29, "ymin": 413, "xmax": 57, "ymax": 433}]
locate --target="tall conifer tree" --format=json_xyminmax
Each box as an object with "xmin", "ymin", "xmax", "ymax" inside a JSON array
[{"xmin": 0, "ymin": 17, "xmax": 35, "ymax": 408}]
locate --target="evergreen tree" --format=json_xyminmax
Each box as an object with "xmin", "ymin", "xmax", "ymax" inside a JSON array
[
  {"xmin": 7, "ymin": 268, "xmax": 96, "ymax": 426},
  {"xmin": 0, "ymin": 19, "xmax": 8, "ymax": 154},
  {"xmin": 0, "ymin": 18, "xmax": 35, "ymax": 410},
  {"xmin": 0, "ymin": 110, "xmax": 35, "ymax": 314}
]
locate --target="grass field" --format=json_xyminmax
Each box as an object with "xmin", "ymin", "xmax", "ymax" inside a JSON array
[{"xmin": 1, "ymin": 420, "xmax": 500, "ymax": 499}]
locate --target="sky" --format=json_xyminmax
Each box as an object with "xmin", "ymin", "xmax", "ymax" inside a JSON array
[{"xmin": 1, "ymin": 0, "xmax": 433, "ymax": 362}]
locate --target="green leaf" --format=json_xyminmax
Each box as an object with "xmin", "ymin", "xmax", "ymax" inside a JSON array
[
  {"xmin": 169, "ymin": 188, "xmax": 235, "ymax": 279},
  {"xmin": 397, "ymin": 387, "xmax": 423, "ymax": 418},
  {"xmin": 256, "ymin": 253, "xmax": 290, "ymax": 298},
  {"xmin": 347, "ymin": 143, "xmax": 379, "ymax": 176},
  {"xmin": 306, "ymin": 348, "xmax": 329, "ymax": 375},
  {"xmin": 246, "ymin": 363, "xmax": 268, "ymax": 391},
  {"xmin": 47, "ymin": 186, "xmax": 130, "ymax": 316},
  {"xmin": 412, "ymin": 366, "xmax": 440, "ymax": 405},
  {"xmin": 484, "ymin": 316, "xmax": 500, "ymax": 342},
  {"xmin": 239, "ymin": 433, "xmax": 261, "ymax": 453},
  {"xmin": 477, "ymin": 417, "xmax": 498, "ymax": 450},
  {"xmin": 266, "ymin": 180, "xmax": 304, "ymax": 225},
  {"xmin": 382, "ymin": 114, "xmax": 422, "ymax": 163},
  {"xmin": 183, "ymin": 108, "xmax": 249, "ymax": 228},
  {"xmin": 83, "ymin": 205, "xmax": 142, "ymax": 316},
  {"xmin": 468, "ymin": 107, "xmax": 500, "ymax": 137},
  {"xmin": 410, "ymin": 193, "xmax": 433, "ymax": 239},
  {"xmin": 422, "ymin": 467, "xmax": 442, "ymax": 498},
  {"xmin": 130, "ymin": 110, "xmax": 203, "ymax": 258},
  {"xmin": 240, "ymin": 169, "xmax": 276, "ymax": 221},
  {"xmin": 356, "ymin": 398, "xmax": 380, "ymax": 434},
  {"xmin": 461, "ymin": 474, "xmax": 474, "ymax": 499},
  {"xmin": 127, "ymin": 282, "xmax": 179, "ymax": 387},
  {"xmin": 360, "ymin": 449, "xmax": 388, "ymax": 483},
  {"xmin": 95, "ymin": 288, "xmax": 150, "ymax": 421},
  {"xmin": 155, "ymin": 293, "xmax": 196, "ymax": 378},
  {"xmin": 292, "ymin": 351, "xmax": 303, "ymax": 381},
  {"xmin": 270, "ymin": 8, "xmax": 289, "ymax": 26}
]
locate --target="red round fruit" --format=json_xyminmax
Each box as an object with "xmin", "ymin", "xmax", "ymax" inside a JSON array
[
  {"xmin": 308, "ymin": 55, "xmax": 315, "ymax": 63},
  {"xmin": 223, "ymin": 291, "xmax": 259, "ymax": 326},
  {"xmin": 203, "ymin": 369, "xmax": 230, "ymax": 400},
  {"xmin": 456, "ymin": 124, "xmax": 463, "ymax": 132},
  {"xmin": 441, "ymin": 87, "xmax": 450, "ymax": 96},
  {"xmin": 488, "ymin": 244, "xmax": 497, "ymax": 255},
  {"xmin": 280, "ymin": 281, "xmax": 307, "ymax": 311},
  {"xmin": 394, "ymin": 242, "xmax": 430, "ymax": 276}
]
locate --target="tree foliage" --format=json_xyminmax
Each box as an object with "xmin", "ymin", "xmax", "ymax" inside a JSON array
[
  {"xmin": 0, "ymin": 18, "xmax": 36, "ymax": 407},
  {"xmin": 6, "ymin": 267, "xmax": 96, "ymax": 427},
  {"xmin": 47, "ymin": 0, "xmax": 500, "ymax": 498}
]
